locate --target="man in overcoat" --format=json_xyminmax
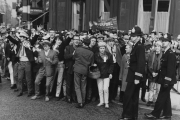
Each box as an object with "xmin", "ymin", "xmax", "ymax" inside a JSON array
[
  {"xmin": 145, "ymin": 34, "xmax": 177, "ymax": 119},
  {"xmin": 120, "ymin": 26, "xmax": 145, "ymax": 120}
]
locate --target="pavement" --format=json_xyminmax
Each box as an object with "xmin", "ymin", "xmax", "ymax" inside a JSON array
[{"xmin": 0, "ymin": 78, "xmax": 180, "ymax": 120}]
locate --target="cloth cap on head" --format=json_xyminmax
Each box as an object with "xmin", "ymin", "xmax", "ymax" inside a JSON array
[
  {"xmin": 19, "ymin": 30, "xmax": 29, "ymax": 38},
  {"xmin": 42, "ymin": 40, "xmax": 51, "ymax": 46},
  {"xmin": 98, "ymin": 41, "xmax": 106, "ymax": 47},
  {"xmin": 131, "ymin": 26, "xmax": 142, "ymax": 37}
]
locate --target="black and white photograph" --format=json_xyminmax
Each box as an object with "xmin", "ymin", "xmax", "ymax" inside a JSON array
[{"xmin": 0, "ymin": 0, "xmax": 180, "ymax": 120}]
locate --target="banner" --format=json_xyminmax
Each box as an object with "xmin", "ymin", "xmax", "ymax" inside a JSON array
[{"xmin": 90, "ymin": 17, "xmax": 118, "ymax": 31}]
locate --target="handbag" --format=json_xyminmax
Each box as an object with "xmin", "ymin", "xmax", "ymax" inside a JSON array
[{"xmin": 88, "ymin": 66, "xmax": 101, "ymax": 79}]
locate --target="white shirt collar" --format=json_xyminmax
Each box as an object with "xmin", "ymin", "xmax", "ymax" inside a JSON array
[{"xmin": 45, "ymin": 49, "xmax": 50, "ymax": 56}]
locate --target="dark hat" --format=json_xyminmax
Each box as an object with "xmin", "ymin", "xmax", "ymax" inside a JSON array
[
  {"xmin": 162, "ymin": 33, "xmax": 171, "ymax": 42},
  {"xmin": 82, "ymin": 37, "xmax": 90, "ymax": 46},
  {"xmin": 131, "ymin": 26, "xmax": 142, "ymax": 37}
]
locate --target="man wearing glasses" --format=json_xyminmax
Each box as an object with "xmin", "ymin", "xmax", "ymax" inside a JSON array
[{"xmin": 64, "ymin": 35, "xmax": 80, "ymax": 103}]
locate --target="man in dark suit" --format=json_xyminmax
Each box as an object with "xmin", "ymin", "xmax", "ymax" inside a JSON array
[
  {"xmin": 145, "ymin": 34, "xmax": 177, "ymax": 119},
  {"xmin": 31, "ymin": 40, "xmax": 58, "ymax": 102},
  {"xmin": 120, "ymin": 26, "xmax": 145, "ymax": 120},
  {"xmin": 7, "ymin": 29, "xmax": 40, "ymax": 97},
  {"xmin": 64, "ymin": 35, "xmax": 80, "ymax": 103},
  {"xmin": 73, "ymin": 37, "xmax": 94, "ymax": 108}
]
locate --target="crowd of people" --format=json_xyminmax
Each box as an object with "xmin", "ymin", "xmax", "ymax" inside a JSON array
[{"xmin": 0, "ymin": 24, "xmax": 179, "ymax": 120}]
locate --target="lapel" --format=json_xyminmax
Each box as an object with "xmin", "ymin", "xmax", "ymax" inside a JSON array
[
  {"xmin": 43, "ymin": 49, "xmax": 52, "ymax": 58},
  {"xmin": 163, "ymin": 48, "xmax": 170, "ymax": 58},
  {"xmin": 47, "ymin": 50, "xmax": 52, "ymax": 58},
  {"xmin": 106, "ymin": 45, "xmax": 111, "ymax": 54},
  {"xmin": 71, "ymin": 45, "xmax": 75, "ymax": 52}
]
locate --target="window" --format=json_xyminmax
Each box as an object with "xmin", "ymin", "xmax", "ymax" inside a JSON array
[
  {"xmin": 143, "ymin": 0, "xmax": 152, "ymax": 11},
  {"xmin": 158, "ymin": 1, "xmax": 170, "ymax": 12}
]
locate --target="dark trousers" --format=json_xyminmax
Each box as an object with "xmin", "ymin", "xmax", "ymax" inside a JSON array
[
  {"xmin": 109, "ymin": 63, "xmax": 120, "ymax": 101},
  {"xmin": 151, "ymin": 85, "xmax": 173, "ymax": 118},
  {"xmin": 122, "ymin": 82, "xmax": 140, "ymax": 118},
  {"xmin": 141, "ymin": 79, "xmax": 147, "ymax": 99},
  {"xmin": 66, "ymin": 72, "xmax": 76, "ymax": 101},
  {"xmin": 13, "ymin": 62, "xmax": 19, "ymax": 88},
  {"xmin": 18, "ymin": 61, "xmax": 33, "ymax": 94},
  {"xmin": 86, "ymin": 77, "xmax": 99, "ymax": 100},
  {"xmin": 74, "ymin": 72, "xmax": 87, "ymax": 104}
]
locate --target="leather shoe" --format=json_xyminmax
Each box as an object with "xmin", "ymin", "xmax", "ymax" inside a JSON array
[
  {"xmin": 75, "ymin": 103, "xmax": 84, "ymax": 108},
  {"xmin": 144, "ymin": 113, "xmax": 157, "ymax": 119},
  {"xmin": 159, "ymin": 116, "xmax": 171, "ymax": 119},
  {"xmin": 17, "ymin": 92, "xmax": 23, "ymax": 97}
]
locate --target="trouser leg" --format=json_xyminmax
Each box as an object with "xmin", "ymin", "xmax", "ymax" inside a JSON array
[
  {"xmin": 122, "ymin": 82, "xmax": 140, "ymax": 118},
  {"xmin": 13, "ymin": 63, "xmax": 19, "ymax": 88},
  {"xmin": 141, "ymin": 80, "xmax": 147, "ymax": 99},
  {"xmin": 55, "ymin": 63, "xmax": 64, "ymax": 97},
  {"xmin": 74, "ymin": 72, "xmax": 83, "ymax": 104},
  {"xmin": 24, "ymin": 62, "xmax": 33, "ymax": 94},
  {"xmin": 151, "ymin": 85, "xmax": 172, "ymax": 118},
  {"xmin": 97, "ymin": 78, "xmax": 104, "ymax": 104},
  {"xmin": 8, "ymin": 61, "xmax": 14, "ymax": 85},
  {"xmin": 86, "ymin": 77, "xmax": 92, "ymax": 100},
  {"xmin": 46, "ymin": 76, "xmax": 54, "ymax": 97},
  {"xmin": 103, "ymin": 78, "xmax": 110, "ymax": 104},
  {"xmin": 18, "ymin": 62, "xmax": 25, "ymax": 93},
  {"xmin": 148, "ymin": 82, "xmax": 155, "ymax": 102},
  {"xmin": 81, "ymin": 75, "xmax": 87, "ymax": 104},
  {"xmin": 62, "ymin": 79, "xmax": 66, "ymax": 96},
  {"xmin": 66, "ymin": 73, "xmax": 73, "ymax": 99},
  {"xmin": 109, "ymin": 63, "xmax": 120, "ymax": 101}
]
